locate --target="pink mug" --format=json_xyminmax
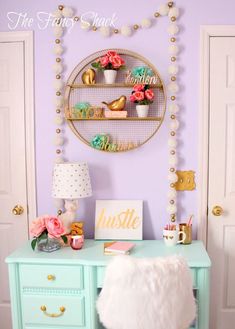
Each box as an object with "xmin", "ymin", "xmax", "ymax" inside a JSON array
[{"xmin": 70, "ymin": 235, "xmax": 84, "ymax": 250}]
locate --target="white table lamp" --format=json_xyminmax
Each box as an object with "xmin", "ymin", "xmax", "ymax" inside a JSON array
[{"xmin": 52, "ymin": 162, "xmax": 92, "ymax": 233}]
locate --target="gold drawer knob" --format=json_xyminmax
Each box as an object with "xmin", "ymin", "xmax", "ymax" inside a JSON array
[
  {"xmin": 47, "ymin": 274, "xmax": 55, "ymax": 281},
  {"xmin": 40, "ymin": 305, "xmax": 66, "ymax": 317}
]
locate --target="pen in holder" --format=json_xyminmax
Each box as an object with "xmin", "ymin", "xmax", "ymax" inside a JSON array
[{"xmin": 163, "ymin": 224, "xmax": 186, "ymax": 247}]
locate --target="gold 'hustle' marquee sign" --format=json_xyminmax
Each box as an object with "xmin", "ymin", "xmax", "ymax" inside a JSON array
[{"xmin": 95, "ymin": 200, "xmax": 143, "ymax": 240}]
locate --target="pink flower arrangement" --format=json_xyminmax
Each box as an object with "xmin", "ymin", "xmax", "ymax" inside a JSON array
[
  {"xmin": 92, "ymin": 51, "xmax": 125, "ymax": 71},
  {"xmin": 130, "ymin": 84, "xmax": 155, "ymax": 105},
  {"xmin": 30, "ymin": 215, "xmax": 67, "ymax": 250}
]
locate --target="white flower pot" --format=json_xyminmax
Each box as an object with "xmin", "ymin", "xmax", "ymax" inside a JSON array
[
  {"xmin": 136, "ymin": 104, "xmax": 149, "ymax": 118},
  {"xmin": 104, "ymin": 70, "xmax": 117, "ymax": 84}
]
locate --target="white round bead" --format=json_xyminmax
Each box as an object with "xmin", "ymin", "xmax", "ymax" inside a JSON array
[
  {"xmin": 54, "ymin": 44, "xmax": 63, "ymax": 55},
  {"xmin": 167, "ymin": 188, "xmax": 177, "ymax": 199},
  {"xmin": 168, "ymin": 172, "xmax": 178, "ymax": 183},
  {"xmin": 80, "ymin": 21, "xmax": 91, "ymax": 30},
  {"xmin": 168, "ymin": 138, "xmax": 177, "ymax": 148},
  {"xmin": 170, "ymin": 119, "xmax": 180, "ymax": 131},
  {"xmin": 168, "ymin": 7, "xmax": 180, "ymax": 18},
  {"xmin": 167, "ymin": 24, "xmax": 179, "ymax": 35},
  {"xmin": 168, "ymin": 82, "xmax": 179, "ymax": 93},
  {"xmin": 54, "ymin": 116, "xmax": 64, "ymax": 125},
  {"xmin": 53, "ymin": 26, "xmax": 63, "ymax": 38},
  {"xmin": 167, "ymin": 204, "xmax": 177, "ymax": 215},
  {"xmin": 62, "ymin": 7, "xmax": 74, "ymax": 18},
  {"xmin": 169, "ymin": 155, "xmax": 178, "ymax": 166},
  {"xmin": 158, "ymin": 4, "xmax": 170, "ymax": 16},
  {"xmin": 53, "ymin": 63, "xmax": 63, "ymax": 74},
  {"xmin": 54, "ymin": 97, "xmax": 63, "ymax": 107},
  {"xmin": 168, "ymin": 44, "xmax": 179, "ymax": 55},
  {"xmin": 168, "ymin": 65, "xmax": 179, "ymax": 75},
  {"xmin": 99, "ymin": 26, "xmax": 111, "ymax": 37},
  {"xmin": 120, "ymin": 25, "xmax": 132, "ymax": 37},
  {"xmin": 54, "ymin": 136, "xmax": 64, "ymax": 146},
  {"xmin": 54, "ymin": 156, "xmax": 65, "ymax": 164},
  {"xmin": 169, "ymin": 103, "xmax": 179, "ymax": 113},
  {"xmin": 141, "ymin": 18, "xmax": 152, "ymax": 28},
  {"xmin": 54, "ymin": 198, "xmax": 64, "ymax": 209},
  {"xmin": 53, "ymin": 9, "xmax": 63, "ymax": 18},
  {"xmin": 54, "ymin": 79, "xmax": 63, "ymax": 90}
]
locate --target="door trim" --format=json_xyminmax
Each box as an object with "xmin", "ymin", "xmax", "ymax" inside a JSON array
[
  {"xmin": 0, "ymin": 31, "xmax": 37, "ymax": 231},
  {"xmin": 199, "ymin": 26, "xmax": 235, "ymax": 245}
]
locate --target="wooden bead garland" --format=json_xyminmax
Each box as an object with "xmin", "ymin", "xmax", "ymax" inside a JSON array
[
  {"xmin": 52, "ymin": 4, "xmax": 75, "ymax": 213},
  {"xmin": 52, "ymin": 2, "xmax": 181, "ymax": 222},
  {"xmin": 167, "ymin": 3, "xmax": 180, "ymax": 222}
]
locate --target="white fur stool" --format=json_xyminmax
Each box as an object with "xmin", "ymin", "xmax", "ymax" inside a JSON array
[{"xmin": 97, "ymin": 255, "xmax": 196, "ymax": 329}]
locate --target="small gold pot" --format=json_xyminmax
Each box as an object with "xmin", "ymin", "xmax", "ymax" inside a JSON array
[{"xmin": 179, "ymin": 223, "xmax": 192, "ymax": 244}]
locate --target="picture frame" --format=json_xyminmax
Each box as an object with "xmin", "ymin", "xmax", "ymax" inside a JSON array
[{"xmin": 95, "ymin": 200, "xmax": 143, "ymax": 240}]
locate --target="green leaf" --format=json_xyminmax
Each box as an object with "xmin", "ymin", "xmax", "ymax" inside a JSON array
[
  {"xmin": 31, "ymin": 239, "xmax": 37, "ymax": 250},
  {"xmin": 37, "ymin": 231, "xmax": 47, "ymax": 242},
  {"xmin": 91, "ymin": 62, "xmax": 99, "ymax": 68},
  {"xmin": 61, "ymin": 235, "xmax": 68, "ymax": 244}
]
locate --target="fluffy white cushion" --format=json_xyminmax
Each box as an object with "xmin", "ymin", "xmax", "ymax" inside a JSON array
[{"xmin": 97, "ymin": 255, "xmax": 196, "ymax": 329}]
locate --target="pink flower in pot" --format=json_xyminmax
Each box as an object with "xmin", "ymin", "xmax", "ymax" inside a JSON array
[
  {"xmin": 92, "ymin": 50, "xmax": 126, "ymax": 84},
  {"xmin": 130, "ymin": 84, "xmax": 155, "ymax": 118}
]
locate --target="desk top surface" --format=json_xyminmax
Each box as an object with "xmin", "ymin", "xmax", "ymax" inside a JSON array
[{"xmin": 6, "ymin": 240, "xmax": 211, "ymax": 267}]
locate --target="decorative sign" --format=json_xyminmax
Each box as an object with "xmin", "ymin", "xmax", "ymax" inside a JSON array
[{"xmin": 95, "ymin": 200, "xmax": 143, "ymax": 240}]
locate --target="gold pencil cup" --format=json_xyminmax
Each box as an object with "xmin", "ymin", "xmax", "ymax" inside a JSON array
[{"xmin": 179, "ymin": 223, "xmax": 192, "ymax": 244}]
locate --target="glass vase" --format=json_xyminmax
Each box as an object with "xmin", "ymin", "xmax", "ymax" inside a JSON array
[{"xmin": 37, "ymin": 237, "xmax": 61, "ymax": 252}]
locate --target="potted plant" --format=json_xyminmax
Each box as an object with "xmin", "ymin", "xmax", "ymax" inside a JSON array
[
  {"xmin": 30, "ymin": 215, "xmax": 67, "ymax": 252},
  {"xmin": 92, "ymin": 51, "xmax": 125, "ymax": 84},
  {"xmin": 130, "ymin": 84, "xmax": 154, "ymax": 117}
]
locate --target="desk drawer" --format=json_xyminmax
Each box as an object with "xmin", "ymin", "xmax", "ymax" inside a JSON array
[
  {"xmin": 22, "ymin": 295, "xmax": 85, "ymax": 327},
  {"xmin": 97, "ymin": 266, "xmax": 197, "ymax": 288},
  {"xmin": 20, "ymin": 264, "xmax": 83, "ymax": 289}
]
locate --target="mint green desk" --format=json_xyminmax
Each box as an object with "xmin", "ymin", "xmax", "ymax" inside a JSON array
[{"xmin": 6, "ymin": 240, "xmax": 211, "ymax": 329}]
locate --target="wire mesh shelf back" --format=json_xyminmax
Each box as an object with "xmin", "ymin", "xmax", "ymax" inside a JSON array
[{"xmin": 64, "ymin": 49, "xmax": 166, "ymax": 152}]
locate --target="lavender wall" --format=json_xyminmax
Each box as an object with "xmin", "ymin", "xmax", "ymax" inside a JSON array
[{"xmin": 1, "ymin": 0, "xmax": 235, "ymax": 239}]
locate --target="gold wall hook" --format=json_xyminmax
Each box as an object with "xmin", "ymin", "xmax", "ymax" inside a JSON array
[{"xmin": 174, "ymin": 171, "xmax": 196, "ymax": 191}]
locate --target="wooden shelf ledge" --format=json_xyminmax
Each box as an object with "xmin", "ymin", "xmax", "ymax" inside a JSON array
[
  {"xmin": 68, "ymin": 83, "xmax": 163, "ymax": 89},
  {"xmin": 66, "ymin": 117, "xmax": 162, "ymax": 121}
]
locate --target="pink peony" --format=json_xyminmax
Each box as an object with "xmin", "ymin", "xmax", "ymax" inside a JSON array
[
  {"xmin": 133, "ymin": 84, "xmax": 145, "ymax": 92},
  {"xmin": 45, "ymin": 216, "xmax": 66, "ymax": 239},
  {"xmin": 30, "ymin": 216, "xmax": 46, "ymax": 237},
  {"xmin": 130, "ymin": 94, "xmax": 136, "ymax": 102},
  {"xmin": 99, "ymin": 55, "xmax": 109, "ymax": 67},
  {"xmin": 109, "ymin": 55, "xmax": 125, "ymax": 68},
  {"xmin": 107, "ymin": 51, "xmax": 117, "ymax": 57},
  {"xmin": 133, "ymin": 91, "xmax": 145, "ymax": 101},
  {"xmin": 145, "ymin": 89, "xmax": 154, "ymax": 100}
]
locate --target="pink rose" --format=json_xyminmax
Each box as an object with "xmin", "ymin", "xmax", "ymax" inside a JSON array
[
  {"xmin": 109, "ymin": 55, "xmax": 125, "ymax": 69},
  {"xmin": 107, "ymin": 51, "xmax": 117, "ymax": 57},
  {"xmin": 133, "ymin": 84, "xmax": 145, "ymax": 92},
  {"xmin": 30, "ymin": 216, "xmax": 46, "ymax": 237},
  {"xmin": 99, "ymin": 55, "xmax": 109, "ymax": 68},
  {"xmin": 133, "ymin": 91, "xmax": 145, "ymax": 101},
  {"xmin": 145, "ymin": 89, "xmax": 154, "ymax": 100},
  {"xmin": 45, "ymin": 216, "xmax": 66, "ymax": 239},
  {"xmin": 130, "ymin": 94, "xmax": 136, "ymax": 102}
]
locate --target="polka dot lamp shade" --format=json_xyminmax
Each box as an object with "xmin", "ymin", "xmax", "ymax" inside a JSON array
[{"xmin": 52, "ymin": 162, "xmax": 92, "ymax": 199}]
